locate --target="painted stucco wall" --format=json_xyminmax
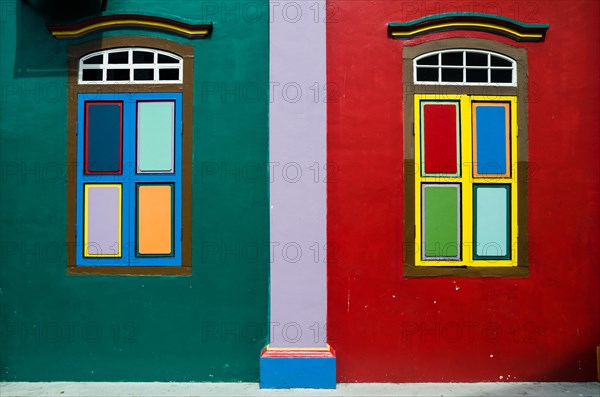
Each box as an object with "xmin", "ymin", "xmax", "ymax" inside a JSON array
[
  {"xmin": 0, "ymin": 0, "xmax": 269, "ymax": 381},
  {"xmin": 327, "ymin": 0, "xmax": 600, "ymax": 381},
  {"xmin": 2, "ymin": 0, "xmax": 599, "ymax": 384}
]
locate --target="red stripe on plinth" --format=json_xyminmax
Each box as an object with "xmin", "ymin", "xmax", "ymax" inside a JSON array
[{"xmin": 261, "ymin": 347, "xmax": 335, "ymax": 358}]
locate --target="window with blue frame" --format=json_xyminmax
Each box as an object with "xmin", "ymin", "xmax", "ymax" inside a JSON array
[
  {"xmin": 77, "ymin": 93, "xmax": 182, "ymax": 267},
  {"xmin": 67, "ymin": 39, "xmax": 194, "ymax": 275}
]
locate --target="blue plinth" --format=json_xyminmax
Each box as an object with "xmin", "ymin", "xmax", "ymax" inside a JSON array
[{"xmin": 259, "ymin": 347, "xmax": 336, "ymax": 389}]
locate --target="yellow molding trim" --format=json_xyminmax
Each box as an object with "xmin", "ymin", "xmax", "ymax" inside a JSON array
[
  {"xmin": 390, "ymin": 22, "xmax": 543, "ymax": 40},
  {"xmin": 48, "ymin": 15, "xmax": 212, "ymax": 39}
]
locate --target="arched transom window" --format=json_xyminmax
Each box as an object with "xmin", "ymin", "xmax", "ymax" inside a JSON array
[
  {"xmin": 67, "ymin": 37, "xmax": 194, "ymax": 276},
  {"xmin": 414, "ymin": 49, "xmax": 516, "ymax": 86},
  {"xmin": 79, "ymin": 48, "xmax": 183, "ymax": 84},
  {"xmin": 402, "ymin": 38, "xmax": 529, "ymax": 277}
]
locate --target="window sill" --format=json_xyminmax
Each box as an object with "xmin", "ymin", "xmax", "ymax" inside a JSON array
[
  {"xmin": 68, "ymin": 266, "xmax": 191, "ymax": 276},
  {"xmin": 404, "ymin": 264, "xmax": 528, "ymax": 278}
]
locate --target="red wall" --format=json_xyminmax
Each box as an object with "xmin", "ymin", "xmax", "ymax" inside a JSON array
[{"xmin": 327, "ymin": 0, "xmax": 600, "ymax": 382}]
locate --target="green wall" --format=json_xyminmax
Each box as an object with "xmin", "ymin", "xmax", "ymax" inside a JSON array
[{"xmin": 0, "ymin": 0, "xmax": 269, "ymax": 381}]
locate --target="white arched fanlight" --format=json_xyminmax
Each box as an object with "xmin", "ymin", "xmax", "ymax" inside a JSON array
[
  {"xmin": 79, "ymin": 48, "xmax": 183, "ymax": 84},
  {"xmin": 414, "ymin": 49, "xmax": 516, "ymax": 86}
]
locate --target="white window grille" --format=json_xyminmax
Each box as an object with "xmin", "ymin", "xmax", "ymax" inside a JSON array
[
  {"xmin": 79, "ymin": 48, "xmax": 183, "ymax": 84},
  {"xmin": 414, "ymin": 50, "xmax": 516, "ymax": 86}
]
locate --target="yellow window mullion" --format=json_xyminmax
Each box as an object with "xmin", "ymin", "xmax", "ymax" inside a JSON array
[
  {"xmin": 413, "ymin": 94, "xmax": 519, "ymax": 269},
  {"xmin": 469, "ymin": 96, "xmax": 518, "ymax": 267},
  {"xmin": 460, "ymin": 95, "xmax": 473, "ymax": 265},
  {"xmin": 414, "ymin": 95, "xmax": 423, "ymax": 265},
  {"xmin": 415, "ymin": 94, "xmax": 468, "ymax": 267},
  {"xmin": 510, "ymin": 96, "xmax": 519, "ymax": 266}
]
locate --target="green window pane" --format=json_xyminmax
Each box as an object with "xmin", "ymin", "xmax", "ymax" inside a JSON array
[{"xmin": 422, "ymin": 184, "xmax": 461, "ymax": 260}]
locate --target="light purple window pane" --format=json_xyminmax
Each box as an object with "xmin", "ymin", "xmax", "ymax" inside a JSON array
[{"xmin": 84, "ymin": 185, "xmax": 121, "ymax": 257}]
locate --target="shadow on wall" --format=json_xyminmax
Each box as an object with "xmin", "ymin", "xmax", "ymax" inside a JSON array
[{"xmin": 12, "ymin": 0, "xmax": 104, "ymax": 77}]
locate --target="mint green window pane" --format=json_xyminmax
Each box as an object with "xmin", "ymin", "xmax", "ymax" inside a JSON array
[
  {"xmin": 137, "ymin": 101, "xmax": 174, "ymax": 173},
  {"xmin": 422, "ymin": 184, "xmax": 460, "ymax": 260},
  {"xmin": 474, "ymin": 185, "xmax": 510, "ymax": 259}
]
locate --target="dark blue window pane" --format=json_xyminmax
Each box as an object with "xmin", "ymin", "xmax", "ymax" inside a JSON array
[{"xmin": 85, "ymin": 102, "xmax": 122, "ymax": 174}]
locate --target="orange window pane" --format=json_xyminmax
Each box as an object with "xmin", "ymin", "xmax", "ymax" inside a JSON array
[{"xmin": 137, "ymin": 184, "xmax": 173, "ymax": 255}]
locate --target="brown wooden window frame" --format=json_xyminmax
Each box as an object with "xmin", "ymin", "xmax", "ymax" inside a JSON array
[
  {"xmin": 66, "ymin": 36, "xmax": 194, "ymax": 276},
  {"xmin": 403, "ymin": 38, "xmax": 529, "ymax": 278}
]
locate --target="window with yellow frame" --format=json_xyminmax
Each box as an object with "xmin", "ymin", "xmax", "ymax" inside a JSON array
[
  {"xmin": 402, "ymin": 40, "xmax": 529, "ymax": 277},
  {"xmin": 414, "ymin": 94, "xmax": 518, "ymax": 267}
]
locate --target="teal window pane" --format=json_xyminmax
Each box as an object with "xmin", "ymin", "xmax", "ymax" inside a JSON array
[
  {"xmin": 137, "ymin": 101, "xmax": 175, "ymax": 173},
  {"xmin": 474, "ymin": 185, "xmax": 511, "ymax": 259}
]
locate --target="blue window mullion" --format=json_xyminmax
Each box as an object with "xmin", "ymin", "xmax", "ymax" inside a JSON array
[
  {"xmin": 76, "ymin": 92, "xmax": 182, "ymax": 268},
  {"xmin": 77, "ymin": 93, "xmax": 128, "ymax": 266},
  {"xmin": 175, "ymin": 96, "xmax": 182, "ymax": 262},
  {"xmin": 130, "ymin": 93, "xmax": 181, "ymax": 267},
  {"xmin": 76, "ymin": 96, "xmax": 85, "ymax": 266},
  {"xmin": 124, "ymin": 96, "xmax": 136, "ymax": 267}
]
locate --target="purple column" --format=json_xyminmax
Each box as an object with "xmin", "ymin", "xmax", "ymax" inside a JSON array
[{"xmin": 260, "ymin": 0, "xmax": 335, "ymax": 389}]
